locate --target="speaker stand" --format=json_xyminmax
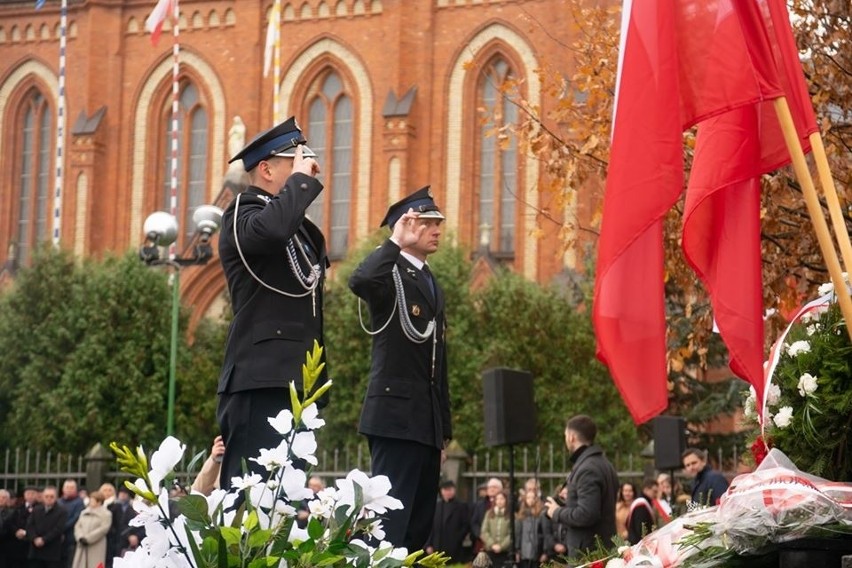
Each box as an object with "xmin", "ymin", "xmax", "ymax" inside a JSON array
[{"xmin": 508, "ymin": 443, "xmax": 516, "ymax": 563}]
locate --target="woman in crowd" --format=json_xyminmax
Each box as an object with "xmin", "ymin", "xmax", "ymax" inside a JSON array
[
  {"xmin": 615, "ymin": 481, "xmax": 637, "ymax": 540},
  {"xmin": 515, "ymin": 489, "xmax": 547, "ymax": 568},
  {"xmin": 72, "ymin": 490, "xmax": 112, "ymax": 568},
  {"xmin": 481, "ymin": 491, "xmax": 511, "ymax": 567}
]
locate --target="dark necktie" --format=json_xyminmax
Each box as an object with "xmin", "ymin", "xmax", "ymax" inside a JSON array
[{"xmin": 422, "ymin": 265, "xmax": 436, "ymax": 299}]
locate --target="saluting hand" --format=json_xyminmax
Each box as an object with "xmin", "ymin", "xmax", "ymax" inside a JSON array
[
  {"xmin": 391, "ymin": 208, "xmax": 426, "ymax": 248},
  {"xmin": 291, "ymin": 144, "xmax": 320, "ymax": 178}
]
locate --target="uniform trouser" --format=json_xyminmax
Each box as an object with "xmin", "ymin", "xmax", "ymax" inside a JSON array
[
  {"xmin": 368, "ymin": 435, "xmax": 441, "ymax": 551},
  {"xmin": 217, "ymin": 388, "xmax": 291, "ymax": 489}
]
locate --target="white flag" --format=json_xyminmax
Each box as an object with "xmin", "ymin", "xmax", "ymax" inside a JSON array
[{"xmin": 263, "ymin": 1, "xmax": 281, "ymax": 77}]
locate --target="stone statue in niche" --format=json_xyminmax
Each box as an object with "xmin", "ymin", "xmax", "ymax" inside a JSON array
[{"xmin": 228, "ymin": 116, "xmax": 246, "ymax": 160}]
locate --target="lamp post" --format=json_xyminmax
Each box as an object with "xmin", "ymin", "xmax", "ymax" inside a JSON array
[{"xmin": 140, "ymin": 205, "xmax": 223, "ymax": 436}]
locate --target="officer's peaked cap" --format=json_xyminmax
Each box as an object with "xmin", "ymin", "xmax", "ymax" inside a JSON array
[
  {"xmin": 228, "ymin": 116, "xmax": 316, "ymax": 171},
  {"xmin": 380, "ymin": 186, "xmax": 445, "ymax": 228}
]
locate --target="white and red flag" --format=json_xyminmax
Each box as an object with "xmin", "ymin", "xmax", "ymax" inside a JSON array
[
  {"xmin": 263, "ymin": 0, "xmax": 281, "ymax": 77},
  {"xmin": 594, "ymin": 0, "xmax": 817, "ymax": 424},
  {"xmin": 145, "ymin": 0, "xmax": 175, "ymax": 46}
]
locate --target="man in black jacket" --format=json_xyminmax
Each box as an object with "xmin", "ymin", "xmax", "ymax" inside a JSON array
[
  {"xmin": 217, "ymin": 117, "xmax": 327, "ymax": 488},
  {"xmin": 349, "ymin": 187, "xmax": 452, "ymax": 550},
  {"xmin": 22, "ymin": 486, "xmax": 67, "ymax": 568},
  {"xmin": 426, "ymin": 481, "xmax": 470, "ymax": 562},
  {"xmin": 682, "ymin": 447, "xmax": 729, "ymax": 508},
  {"xmin": 544, "ymin": 415, "xmax": 619, "ymax": 559}
]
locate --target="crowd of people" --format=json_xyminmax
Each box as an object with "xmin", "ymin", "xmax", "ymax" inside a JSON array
[
  {"xmin": 0, "ymin": 480, "xmax": 141, "ymax": 568},
  {"xmin": 0, "ymin": 427, "xmax": 729, "ymax": 568},
  {"xmin": 424, "ymin": 420, "xmax": 730, "ymax": 567}
]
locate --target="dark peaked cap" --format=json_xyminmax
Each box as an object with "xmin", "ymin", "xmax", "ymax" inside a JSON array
[
  {"xmin": 380, "ymin": 186, "xmax": 446, "ymax": 228},
  {"xmin": 229, "ymin": 116, "xmax": 316, "ymax": 171}
]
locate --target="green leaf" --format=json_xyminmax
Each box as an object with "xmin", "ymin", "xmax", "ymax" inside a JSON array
[
  {"xmin": 312, "ymin": 551, "xmax": 346, "ymax": 566},
  {"xmin": 186, "ymin": 448, "xmax": 208, "ymax": 476},
  {"xmin": 244, "ymin": 510, "xmax": 259, "ymax": 532},
  {"xmin": 247, "ymin": 527, "xmax": 273, "ymax": 550},
  {"xmin": 219, "ymin": 526, "xmax": 242, "ymax": 547},
  {"xmin": 297, "ymin": 538, "xmax": 316, "ymax": 554},
  {"xmin": 182, "ymin": 522, "xmax": 204, "ymax": 566},
  {"xmin": 177, "ymin": 494, "xmax": 211, "ymax": 524},
  {"xmin": 290, "ymin": 381, "xmax": 303, "ymax": 423},
  {"xmin": 307, "ymin": 516, "xmax": 324, "ymax": 540}
]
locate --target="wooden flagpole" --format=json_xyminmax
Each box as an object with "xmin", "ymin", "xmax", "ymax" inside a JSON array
[
  {"xmin": 773, "ymin": 97, "xmax": 852, "ymax": 341},
  {"xmin": 809, "ymin": 133, "xmax": 852, "ymax": 278}
]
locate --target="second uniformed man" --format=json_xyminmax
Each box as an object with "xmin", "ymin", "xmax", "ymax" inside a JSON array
[{"xmin": 349, "ymin": 186, "xmax": 452, "ymax": 550}]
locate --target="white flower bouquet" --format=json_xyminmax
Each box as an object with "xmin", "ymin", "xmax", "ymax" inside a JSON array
[
  {"xmin": 110, "ymin": 342, "xmax": 448, "ymax": 568},
  {"xmin": 619, "ymin": 448, "xmax": 852, "ymax": 567},
  {"xmin": 743, "ymin": 279, "xmax": 852, "ymax": 480}
]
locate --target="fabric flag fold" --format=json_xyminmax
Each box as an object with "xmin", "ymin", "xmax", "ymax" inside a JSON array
[
  {"xmin": 595, "ymin": 0, "xmax": 817, "ymax": 424},
  {"xmin": 35, "ymin": 0, "xmax": 47, "ymax": 9},
  {"xmin": 145, "ymin": 0, "xmax": 175, "ymax": 46},
  {"xmin": 682, "ymin": 0, "xmax": 817, "ymax": 423}
]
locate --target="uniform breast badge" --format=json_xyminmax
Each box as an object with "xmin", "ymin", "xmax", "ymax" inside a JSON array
[{"xmin": 411, "ymin": 304, "xmax": 421, "ymax": 316}]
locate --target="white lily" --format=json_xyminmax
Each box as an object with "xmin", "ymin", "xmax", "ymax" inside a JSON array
[
  {"xmin": 290, "ymin": 431, "xmax": 318, "ymax": 466},
  {"xmin": 336, "ymin": 470, "xmax": 403, "ymax": 515},
  {"xmin": 149, "ymin": 436, "xmax": 185, "ymax": 494},
  {"xmin": 268, "ymin": 409, "xmax": 295, "ymax": 435},
  {"xmin": 300, "ymin": 403, "xmax": 326, "ymax": 430}
]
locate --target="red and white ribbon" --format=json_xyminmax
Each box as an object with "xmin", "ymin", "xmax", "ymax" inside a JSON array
[{"xmin": 759, "ymin": 291, "xmax": 837, "ymax": 437}]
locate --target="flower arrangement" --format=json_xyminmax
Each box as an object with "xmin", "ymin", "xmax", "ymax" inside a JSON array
[
  {"xmin": 743, "ymin": 282, "xmax": 852, "ymax": 481},
  {"xmin": 567, "ymin": 282, "xmax": 852, "ymax": 568},
  {"xmin": 109, "ymin": 342, "xmax": 449, "ymax": 568}
]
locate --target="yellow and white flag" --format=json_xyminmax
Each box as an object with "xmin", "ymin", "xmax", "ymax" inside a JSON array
[{"xmin": 263, "ymin": 0, "xmax": 281, "ymax": 77}]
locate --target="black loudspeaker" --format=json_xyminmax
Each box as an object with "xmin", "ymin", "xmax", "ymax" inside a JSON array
[
  {"xmin": 483, "ymin": 368, "xmax": 536, "ymax": 447},
  {"xmin": 653, "ymin": 416, "xmax": 687, "ymax": 470}
]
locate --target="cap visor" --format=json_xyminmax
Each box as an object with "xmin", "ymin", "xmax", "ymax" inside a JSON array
[
  {"xmin": 418, "ymin": 211, "xmax": 445, "ymax": 220},
  {"xmin": 274, "ymin": 143, "xmax": 317, "ymax": 159}
]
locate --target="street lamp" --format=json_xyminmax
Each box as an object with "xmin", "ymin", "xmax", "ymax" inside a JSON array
[{"xmin": 140, "ymin": 205, "xmax": 223, "ymax": 436}]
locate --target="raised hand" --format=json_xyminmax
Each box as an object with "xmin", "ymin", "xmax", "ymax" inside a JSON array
[
  {"xmin": 391, "ymin": 208, "xmax": 426, "ymax": 248},
  {"xmin": 291, "ymin": 144, "xmax": 320, "ymax": 177}
]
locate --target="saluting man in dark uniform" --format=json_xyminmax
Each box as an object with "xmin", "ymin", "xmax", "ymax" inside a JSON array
[
  {"xmin": 349, "ymin": 187, "xmax": 452, "ymax": 550},
  {"xmin": 217, "ymin": 117, "xmax": 329, "ymax": 488}
]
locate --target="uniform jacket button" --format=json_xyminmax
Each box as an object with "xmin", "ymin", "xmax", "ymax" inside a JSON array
[
  {"xmin": 276, "ymin": 329, "xmax": 282, "ymax": 335},
  {"xmin": 300, "ymin": 183, "xmax": 308, "ymax": 190},
  {"xmin": 384, "ymin": 386, "xmax": 390, "ymax": 392}
]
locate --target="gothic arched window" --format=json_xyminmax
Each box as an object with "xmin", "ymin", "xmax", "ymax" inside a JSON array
[
  {"xmin": 477, "ymin": 57, "xmax": 518, "ymax": 255},
  {"xmin": 160, "ymin": 81, "xmax": 209, "ymax": 245},
  {"xmin": 16, "ymin": 89, "xmax": 52, "ymax": 264},
  {"xmin": 305, "ymin": 70, "xmax": 353, "ymax": 259}
]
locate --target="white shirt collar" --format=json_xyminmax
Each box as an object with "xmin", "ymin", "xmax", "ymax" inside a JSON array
[{"xmin": 400, "ymin": 250, "xmax": 427, "ymax": 270}]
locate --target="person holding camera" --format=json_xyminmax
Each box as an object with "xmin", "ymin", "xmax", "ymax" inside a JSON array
[
  {"xmin": 217, "ymin": 117, "xmax": 328, "ymax": 488},
  {"xmin": 544, "ymin": 415, "xmax": 619, "ymax": 560},
  {"xmin": 191, "ymin": 435, "xmax": 226, "ymax": 496},
  {"xmin": 71, "ymin": 491, "xmax": 111, "ymax": 568},
  {"xmin": 542, "ymin": 482, "xmax": 569, "ymax": 560}
]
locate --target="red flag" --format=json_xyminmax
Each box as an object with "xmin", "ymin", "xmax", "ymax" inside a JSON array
[
  {"xmin": 682, "ymin": 0, "xmax": 817, "ymax": 415},
  {"xmin": 145, "ymin": 0, "xmax": 175, "ymax": 46},
  {"xmin": 594, "ymin": 0, "xmax": 815, "ymax": 424}
]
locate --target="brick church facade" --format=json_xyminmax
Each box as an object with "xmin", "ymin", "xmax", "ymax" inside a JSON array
[{"xmin": 0, "ymin": 0, "xmax": 593, "ymax": 325}]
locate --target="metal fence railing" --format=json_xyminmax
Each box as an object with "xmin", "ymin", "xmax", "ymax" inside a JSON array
[{"xmin": 0, "ymin": 443, "xmax": 739, "ymax": 501}]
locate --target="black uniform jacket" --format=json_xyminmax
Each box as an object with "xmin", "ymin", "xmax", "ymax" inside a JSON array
[
  {"xmin": 349, "ymin": 239, "xmax": 452, "ymax": 449},
  {"xmin": 26, "ymin": 504, "xmax": 67, "ymax": 561},
  {"xmin": 218, "ymin": 173, "xmax": 328, "ymax": 395}
]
